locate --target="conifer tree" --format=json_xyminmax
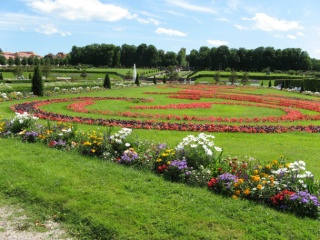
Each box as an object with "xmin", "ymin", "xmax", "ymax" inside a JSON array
[
  {"xmin": 163, "ymin": 75, "xmax": 166, "ymax": 84},
  {"xmin": 31, "ymin": 65, "xmax": 44, "ymax": 96},
  {"xmin": 135, "ymin": 74, "xmax": 140, "ymax": 86},
  {"xmin": 103, "ymin": 73, "xmax": 111, "ymax": 89},
  {"xmin": 153, "ymin": 75, "xmax": 157, "ymax": 85},
  {"xmin": 268, "ymin": 79, "xmax": 272, "ymax": 88}
]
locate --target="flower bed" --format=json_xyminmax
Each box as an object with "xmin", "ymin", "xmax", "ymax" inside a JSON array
[{"xmin": 0, "ymin": 113, "xmax": 319, "ymax": 219}]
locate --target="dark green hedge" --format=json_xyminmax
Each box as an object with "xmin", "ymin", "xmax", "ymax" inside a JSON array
[{"xmin": 274, "ymin": 79, "xmax": 320, "ymax": 92}]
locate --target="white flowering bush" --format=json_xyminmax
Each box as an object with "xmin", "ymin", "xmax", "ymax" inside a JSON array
[
  {"xmin": 176, "ymin": 133, "xmax": 222, "ymax": 169},
  {"xmin": 271, "ymin": 160, "xmax": 315, "ymax": 193},
  {"xmin": 9, "ymin": 112, "xmax": 39, "ymax": 133}
]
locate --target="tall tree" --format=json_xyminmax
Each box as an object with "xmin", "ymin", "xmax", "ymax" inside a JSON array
[
  {"xmin": 31, "ymin": 65, "xmax": 44, "ymax": 96},
  {"xmin": 146, "ymin": 44, "xmax": 159, "ymax": 67},
  {"xmin": 177, "ymin": 48, "xmax": 187, "ymax": 68}
]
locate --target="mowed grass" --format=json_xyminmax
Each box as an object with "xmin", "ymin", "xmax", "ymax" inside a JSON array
[
  {"xmin": 0, "ymin": 138, "xmax": 319, "ymax": 239},
  {"xmin": 0, "ymin": 84, "xmax": 319, "ymax": 239}
]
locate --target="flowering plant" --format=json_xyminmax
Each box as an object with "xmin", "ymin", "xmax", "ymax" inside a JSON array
[
  {"xmin": 9, "ymin": 112, "xmax": 38, "ymax": 133},
  {"xmin": 163, "ymin": 159, "xmax": 190, "ymax": 182},
  {"xmin": 288, "ymin": 191, "xmax": 320, "ymax": 218},
  {"xmin": 176, "ymin": 133, "xmax": 222, "ymax": 169},
  {"xmin": 119, "ymin": 148, "xmax": 138, "ymax": 165}
]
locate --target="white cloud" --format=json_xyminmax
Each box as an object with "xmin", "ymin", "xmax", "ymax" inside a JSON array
[
  {"xmin": 149, "ymin": 18, "xmax": 161, "ymax": 25},
  {"xmin": 216, "ymin": 17, "xmax": 230, "ymax": 22},
  {"xmin": 234, "ymin": 24, "xmax": 247, "ymax": 30},
  {"xmin": 137, "ymin": 18, "xmax": 149, "ymax": 24},
  {"xmin": 166, "ymin": 0, "xmax": 216, "ymax": 14},
  {"xmin": 207, "ymin": 40, "xmax": 229, "ymax": 46},
  {"xmin": 297, "ymin": 32, "xmax": 304, "ymax": 36},
  {"xmin": 0, "ymin": 12, "xmax": 41, "ymax": 30},
  {"xmin": 27, "ymin": 0, "xmax": 136, "ymax": 21},
  {"xmin": 137, "ymin": 17, "xmax": 161, "ymax": 25},
  {"xmin": 287, "ymin": 34, "xmax": 296, "ymax": 39},
  {"xmin": 155, "ymin": 27, "xmax": 187, "ymax": 36},
  {"xmin": 35, "ymin": 24, "xmax": 70, "ymax": 36},
  {"xmin": 165, "ymin": 10, "xmax": 186, "ymax": 17},
  {"xmin": 243, "ymin": 13, "xmax": 303, "ymax": 31}
]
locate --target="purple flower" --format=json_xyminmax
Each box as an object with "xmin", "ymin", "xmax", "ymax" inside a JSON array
[
  {"xmin": 170, "ymin": 160, "xmax": 188, "ymax": 170},
  {"xmin": 289, "ymin": 191, "xmax": 320, "ymax": 206},
  {"xmin": 119, "ymin": 149, "xmax": 138, "ymax": 164}
]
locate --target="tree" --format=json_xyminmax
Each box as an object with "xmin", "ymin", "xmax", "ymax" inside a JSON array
[
  {"xmin": 163, "ymin": 75, "xmax": 166, "ymax": 84},
  {"xmin": 135, "ymin": 74, "xmax": 140, "ymax": 86},
  {"xmin": 13, "ymin": 66, "xmax": 23, "ymax": 79},
  {"xmin": 177, "ymin": 48, "xmax": 187, "ymax": 68},
  {"xmin": 14, "ymin": 56, "xmax": 21, "ymax": 66},
  {"xmin": 268, "ymin": 79, "xmax": 272, "ymax": 88},
  {"xmin": 0, "ymin": 73, "xmax": 3, "ymax": 80},
  {"xmin": 228, "ymin": 70, "xmax": 237, "ymax": 85},
  {"xmin": 241, "ymin": 72, "xmax": 249, "ymax": 86},
  {"xmin": 213, "ymin": 71, "xmax": 220, "ymax": 84},
  {"xmin": 42, "ymin": 60, "xmax": 51, "ymax": 79},
  {"xmin": 103, "ymin": 73, "xmax": 111, "ymax": 89},
  {"xmin": 80, "ymin": 69, "xmax": 88, "ymax": 80},
  {"xmin": 153, "ymin": 75, "xmax": 157, "ymax": 85},
  {"xmin": 125, "ymin": 70, "xmax": 132, "ymax": 80},
  {"xmin": 8, "ymin": 57, "xmax": 14, "ymax": 66},
  {"xmin": 31, "ymin": 65, "xmax": 44, "ymax": 96},
  {"xmin": 0, "ymin": 54, "xmax": 6, "ymax": 65}
]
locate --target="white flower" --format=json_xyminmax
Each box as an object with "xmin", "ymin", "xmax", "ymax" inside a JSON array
[
  {"xmin": 214, "ymin": 146, "xmax": 222, "ymax": 152},
  {"xmin": 125, "ymin": 143, "xmax": 130, "ymax": 147}
]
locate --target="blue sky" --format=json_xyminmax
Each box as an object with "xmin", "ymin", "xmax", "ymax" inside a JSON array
[{"xmin": 1, "ymin": 0, "xmax": 320, "ymax": 59}]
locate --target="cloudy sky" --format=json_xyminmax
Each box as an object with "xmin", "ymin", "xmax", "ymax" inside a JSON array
[{"xmin": 1, "ymin": 0, "xmax": 320, "ymax": 58}]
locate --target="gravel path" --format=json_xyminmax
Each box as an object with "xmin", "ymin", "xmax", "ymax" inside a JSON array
[{"xmin": 0, "ymin": 205, "xmax": 72, "ymax": 240}]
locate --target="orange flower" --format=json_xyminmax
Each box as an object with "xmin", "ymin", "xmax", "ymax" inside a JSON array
[
  {"xmin": 244, "ymin": 188, "xmax": 250, "ymax": 195},
  {"xmin": 235, "ymin": 190, "xmax": 241, "ymax": 196}
]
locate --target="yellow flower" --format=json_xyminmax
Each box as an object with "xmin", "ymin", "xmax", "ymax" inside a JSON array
[
  {"xmin": 91, "ymin": 149, "xmax": 96, "ymax": 153},
  {"xmin": 167, "ymin": 161, "xmax": 171, "ymax": 165},
  {"xmin": 156, "ymin": 158, "xmax": 162, "ymax": 163},
  {"xmin": 257, "ymin": 184, "xmax": 263, "ymax": 190},
  {"xmin": 238, "ymin": 178, "xmax": 244, "ymax": 184},
  {"xmin": 265, "ymin": 164, "xmax": 271, "ymax": 170},
  {"xmin": 253, "ymin": 169, "xmax": 259, "ymax": 175},
  {"xmin": 232, "ymin": 195, "xmax": 238, "ymax": 199},
  {"xmin": 272, "ymin": 160, "xmax": 278, "ymax": 165}
]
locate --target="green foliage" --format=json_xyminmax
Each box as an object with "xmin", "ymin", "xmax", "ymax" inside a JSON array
[
  {"xmin": 31, "ymin": 65, "xmax": 44, "ymax": 96},
  {"xmin": 80, "ymin": 69, "xmax": 88, "ymax": 80},
  {"xmin": 241, "ymin": 72, "xmax": 249, "ymax": 86},
  {"xmin": 163, "ymin": 75, "xmax": 166, "ymax": 83},
  {"xmin": 135, "ymin": 74, "xmax": 140, "ymax": 86},
  {"xmin": 103, "ymin": 73, "xmax": 111, "ymax": 89},
  {"xmin": 228, "ymin": 70, "xmax": 238, "ymax": 85},
  {"xmin": 213, "ymin": 71, "xmax": 220, "ymax": 83},
  {"xmin": 153, "ymin": 75, "xmax": 157, "ymax": 85}
]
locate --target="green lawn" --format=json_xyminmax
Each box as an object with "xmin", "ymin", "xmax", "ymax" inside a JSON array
[{"xmin": 0, "ymin": 84, "xmax": 319, "ymax": 239}]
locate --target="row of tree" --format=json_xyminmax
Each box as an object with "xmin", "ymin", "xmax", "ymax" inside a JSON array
[
  {"xmin": 69, "ymin": 44, "xmax": 320, "ymax": 71},
  {"xmin": 2, "ymin": 44, "xmax": 320, "ymax": 71}
]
